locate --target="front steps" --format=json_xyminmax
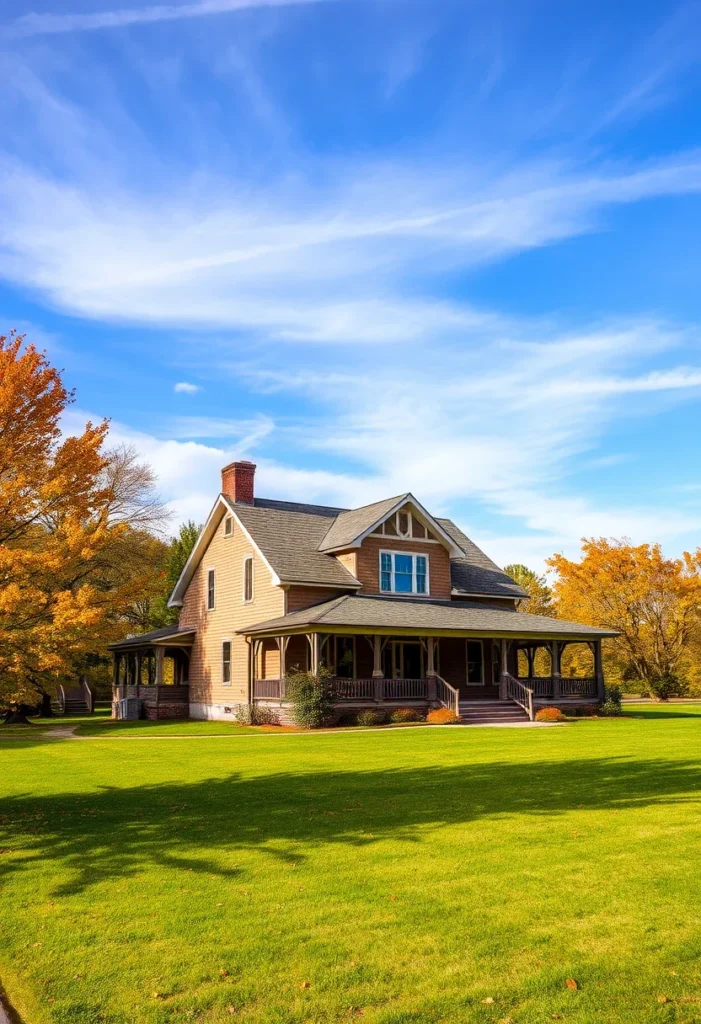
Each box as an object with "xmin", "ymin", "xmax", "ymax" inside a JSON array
[
  {"xmin": 63, "ymin": 699, "xmax": 91, "ymax": 715},
  {"xmin": 459, "ymin": 699, "xmax": 530, "ymax": 725}
]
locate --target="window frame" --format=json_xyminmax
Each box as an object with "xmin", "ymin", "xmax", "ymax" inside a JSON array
[
  {"xmin": 222, "ymin": 639, "xmax": 232, "ymax": 685},
  {"xmin": 242, "ymin": 555, "xmax": 254, "ymax": 603},
  {"xmin": 206, "ymin": 567, "xmax": 216, "ymax": 611},
  {"xmin": 224, "ymin": 516, "xmax": 233, "ymax": 537},
  {"xmin": 379, "ymin": 549, "xmax": 430, "ymax": 596}
]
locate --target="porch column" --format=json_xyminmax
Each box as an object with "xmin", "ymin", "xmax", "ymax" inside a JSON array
[
  {"xmin": 426, "ymin": 637, "xmax": 437, "ymax": 702},
  {"xmin": 154, "ymin": 647, "xmax": 164, "ymax": 686},
  {"xmin": 310, "ymin": 632, "xmax": 321, "ymax": 675},
  {"xmin": 246, "ymin": 638, "xmax": 253, "ymax": 703},
  {"xmin": 551, "ymin": 640, "xmax": 561, "ymax": 699},
  {"xmin": 499, "ymin": 638, "xmax": 509, "ymax": 700},
  {"xmin": 372, "ymin": 635, "xmax": 384, "ymax": 702},
  {"xmin": 526, "ymin": 646, "xmax": 535, "ymax": 683},
  {"xmin": 594, "ymin": 639, "xmax": 605, "ymax": 700},
  {"xmin": 278, "ymin": 636, "xmax": 288, "ymax": 699}
]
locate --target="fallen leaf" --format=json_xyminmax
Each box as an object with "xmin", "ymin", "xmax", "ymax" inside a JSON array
[
  {"xmin": 657, "ymin": 995, "xmax": 670, "ymax": 1004},
  {"xmin": 228, "ymin": 1006, "xmax": 236, "ymax": 1015},
  {"xmin": 565, "ymin": 978, "xmax": 578, "ymax": 990},
  {"xmin": 482, "ymin": 997, "xmax": 495, "ymax": 1004},
  {"xmin": 300, "ymin": 980, "xmax": 311, "ymax": 990},
  {"xmin": 220, "ymin": 968, "xmax": 229, "ymax": 977},
  {"xmin": 152, "ymin": 992, "xmax": 164, "ymax": 1000}
]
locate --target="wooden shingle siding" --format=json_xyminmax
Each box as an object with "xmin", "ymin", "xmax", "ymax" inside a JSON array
[
  {"xmin": 351, "ymin": 536, "xmax": 453, "ymax": 600},
  {"xmin": 286, "ymin": 586, "xmax": 348, "ymax": 612},
  {"xmin": 179, "ymin": 512, "xmax": 284, "ymax": 705}
]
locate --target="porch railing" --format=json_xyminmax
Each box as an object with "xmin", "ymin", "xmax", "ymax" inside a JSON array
[
  {"xmin": 383, "ymin": 678, "xmax": 427, "ymax": 700},
  {"xmin": 505, "ymin": 673, "xmax": 534, "ymax": 721},
  {"xmin": 332, "ymin": 677, "xmax": 375, "ymax": 700},
  {"xmin": 518, "ymin": 676, "xmax": 598, "ymax": 698},
  {"xmin": 435, "ymin": 674, "xmax": 460, "ymax": 716},
  {"xmin": 561, "ymin": 677, "xmax": 597, "ymax": 697},
  {"xmin": 254, "ymin": 678, "xmax": 282, "ymax": 699}
]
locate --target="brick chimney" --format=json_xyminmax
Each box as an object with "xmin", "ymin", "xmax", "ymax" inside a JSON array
[{"xmin": 221, "ymin": 461, "xmax": 256, "ymax": 504}]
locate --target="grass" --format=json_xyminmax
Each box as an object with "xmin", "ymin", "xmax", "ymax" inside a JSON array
[{"xmin": 1, "ymin": 707, "xmax": 700, "ymax": 1023}]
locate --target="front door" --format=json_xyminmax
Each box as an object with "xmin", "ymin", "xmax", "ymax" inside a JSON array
[{"xmin": 387, "ymin": 641, "xmax": 423, "ymax": 679}]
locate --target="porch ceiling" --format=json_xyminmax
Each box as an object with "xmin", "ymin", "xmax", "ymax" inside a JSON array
[{"xmin": 238, "ymin": 594, "xmax": 618, "ymax": 641}]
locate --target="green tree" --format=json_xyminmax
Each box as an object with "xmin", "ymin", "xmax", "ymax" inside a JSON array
[
  {"xmin": 148, "ymin": 521, "xmax": 201, "ymax": 627},
  {"xmin": 504, "ymin": 564, "xmax": 553, "ymax": 616}
]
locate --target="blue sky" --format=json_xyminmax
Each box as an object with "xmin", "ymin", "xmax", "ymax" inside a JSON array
[{"xmin": 2, "ymin": 0, "xmax": 701, "ymax": 569}]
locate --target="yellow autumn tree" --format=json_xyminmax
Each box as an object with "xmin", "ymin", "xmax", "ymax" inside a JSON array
[
  {"xmin": 548, "ymin": 539, "xmax": 701, "ymax": 698},
  {"xmin": 0, "ymin": 332, "xmax": 169, "ymax": 722}
]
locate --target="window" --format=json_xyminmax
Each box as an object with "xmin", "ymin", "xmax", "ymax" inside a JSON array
[
  {"xmin": 397, "ymin": 510, "xmax": 410, "ymax": 537},
  {"xmin": 379, "ymin": 551, "xmax": 429, "ymax": 595},
  {"xmin": 466, "ymin": 641, "xmax": 484, "ymax": 685},
  {"xmin": 224, "ymin": 516, "xmax": 233, "ymax": 537},
  {"xmin": 207, "ymin": 569, "xmax": 215, "ymax": 610},
  {"xmin": 243, "ymin": 556, "xmax": 254, "ymax": 602},
  {"xmin": 335, "ymin": 636, "xmax": 355, "ymax": 678},
  {"xmin": 222, "ymin": 640, "xmax": 232, "ymax": 684}
]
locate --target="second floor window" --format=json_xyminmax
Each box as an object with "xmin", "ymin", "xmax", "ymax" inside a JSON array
[
  {"xmin": 207, "ymin": 569, "xmax": 215, "ymax": 610},
  {"xmin": 380, "ymin": 551, "xmax": 428, "ymax": 595},
  {"xmin": 243, "ymin": 556, "xmax": 254, "ymax": 602}
]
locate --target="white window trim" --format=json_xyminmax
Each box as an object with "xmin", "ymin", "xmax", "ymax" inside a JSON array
[
  {"xmin": 222, "ymin": 638, "xmax": 232, "ymax": 685},
  {"xmin": 206, "ymin": 567, "xmax": 216, "ymax": 611},
  {"xmin": 224, "ymin": 516, "xmax": 233, "ymax": 537},
  {"xmin": 379, "ymin": 549, "xmax": 430, "ymax": 596},
  {"xmin": 466, "ymin": 640, "xmax": 485, "ymax": 686},
  {"xmin": 242, "ymin": 555, "xmax": 254, "ymax": 603}
]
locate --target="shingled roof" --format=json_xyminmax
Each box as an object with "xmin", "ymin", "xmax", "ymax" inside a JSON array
[
  {"xmin": 238, "ymin": 594, "xmax": 617, "ymax": 639},
  {"xmin": 169, "ymin": 491, "xmax": 528, "ymax": 605},
  {"xmin": 438, "ymin": 519, "xmax": 528, "ymax": 599},
  {"xmin": 224, "ymin": 497, "xmax": 361, "ymax": 588}
]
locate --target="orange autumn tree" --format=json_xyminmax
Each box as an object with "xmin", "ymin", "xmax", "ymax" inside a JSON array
[
  {"xmin": 548, "ymin": 539, "xmax": 701, "ymax": 699},
  {"xmin": 0, "ymin": 332, "xmax": 168, "ymax": 722}
]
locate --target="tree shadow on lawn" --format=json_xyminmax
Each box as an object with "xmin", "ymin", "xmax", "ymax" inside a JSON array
[{"xmin": 1, "ymin": 755, "xmax": 700, "ymax": 896}]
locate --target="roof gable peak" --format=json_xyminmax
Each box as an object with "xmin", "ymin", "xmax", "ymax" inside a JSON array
[{"xmin": 319, "ymin": 492, "xmax": 465, "ymax": 557}]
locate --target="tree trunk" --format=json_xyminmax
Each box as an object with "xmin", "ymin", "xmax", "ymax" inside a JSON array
[
  {"xmin": 3, "ymin": 704, "xmax": 34, "ymax": 725},
  {"xmin": 35, "ymin": 692, "xmax": 55, "ymax": 718}
]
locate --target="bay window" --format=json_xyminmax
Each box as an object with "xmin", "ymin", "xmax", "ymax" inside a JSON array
[{"xmin": 380, "ymin": 551, "xmax": 428, "ymax": 595}]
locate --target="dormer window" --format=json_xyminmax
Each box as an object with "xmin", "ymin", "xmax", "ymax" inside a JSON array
[{"xmin": 380, "ymin": 551, "xmax": 429, "ymax": 595}]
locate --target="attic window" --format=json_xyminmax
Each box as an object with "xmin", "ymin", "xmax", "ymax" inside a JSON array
[
  {"xmin": 397, "ymin": 511, "xmax": 410, "ymax": 537},
  {"xmin": 374, "ymin": 509, "xmax": 431, "ymax": 541},
  {"xmin": 224, "ymin": 516, "xmax": 233, "ymax": 537}
]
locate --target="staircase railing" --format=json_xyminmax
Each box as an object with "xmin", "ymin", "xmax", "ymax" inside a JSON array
[
  {"xmin": 504, "ymin": 673, "xmax": 534, "ymax": 721},
  {"xmin": 81, "ymin": 677, "xmax": 94, "ymax": 713},
  {"xmin": 435, "ymin": 674, "xmax": 460, "ymax": 716}
]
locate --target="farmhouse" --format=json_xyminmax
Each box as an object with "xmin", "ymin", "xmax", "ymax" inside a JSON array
[{"xmin": 110, "ymin": 461, "xmax": 615, "ymax": 723}]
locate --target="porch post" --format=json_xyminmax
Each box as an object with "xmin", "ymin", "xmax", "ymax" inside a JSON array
[
  {"xmin": 426, "ymin": 637, "xmax": 437, "ymax": 702},
  {"xmin": 526, "ymin": 646, "xmax": 535, "ymax": 683},
  {"xmin": 154, "ymin": 647, "xmax": 164, "ymax": 686},
  {"xmin": 499, "ymin": 638, "xmax": 509, "ymax": 700},
  {"xmin": 594, "ymin": 639, "xmax": 605, "ymax": 700},
  {"xmin": 551, "ymin": 640, "xmax": 561, "ymax": 699},
  {"xmin": 310, "ymin": 632, "xmax": 321, "ymax": 675},
  {"xmin": 372, "ymin": 634, "xmax": 384, "ymax": 702},
  {"xmin": 278, "ymin": 636, "xmax": 288, "ymax": 699}
]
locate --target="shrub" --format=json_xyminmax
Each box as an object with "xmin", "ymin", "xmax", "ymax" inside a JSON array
[
  {"xmin": 234, "ymin": 703, "xmax": 280, "ymax": 726},
  {"xmin": 649, "ymin": 673, "xmax": 688, "ymax": 702},
  {"xmin": 390, "ymin": 708, "xmax": 423, "ymax": 724},
  {"xmin": 599, "ymin": 684, "xmax": 623, "ymax": 717},
  {"xmin": 286, "ymin": 670, "xmax": 336, "ymax": 729},
  {"xmin": 356, "ymin": 709, "xmax": 387, "ymax": 727},
  {"xmin": 426, "ymin": 708, "xmax": 460, "ymax": 724},
  {"xmin": 575, "ymin": 704, "xmax": 601, "ymax": 717},
  {"xmin": 535, "ymin": 706, "xmax": 567, "ymax": 722}
]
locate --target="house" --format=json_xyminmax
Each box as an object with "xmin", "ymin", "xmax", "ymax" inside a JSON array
[{"xmin": 109, "ymin": 461, "xmax": 616, "ymax": 724}]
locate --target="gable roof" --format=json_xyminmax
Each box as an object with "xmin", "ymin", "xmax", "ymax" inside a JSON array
[
  {"xmin": 237, "ymin": 593, "xmax": 618, "ymax": 640},
  {"xmin": 439, "ymin": 519, "xmax": 529, "ymax": 600},
  {"xmin": 168, "ymin": 491, "xmax": 526, "ymax": 607},
  {"xmin": 224, "ymin": 498, "xmax": 362, "ymax": 588},
  {"xmin": 318, "ymin": 492, "xmax": 465, "ymax": 556}
]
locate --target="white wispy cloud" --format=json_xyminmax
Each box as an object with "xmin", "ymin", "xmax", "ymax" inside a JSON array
[
  {"xmin": 173, "ymin": 381, "xmax": 201, "ymax": 393},
  {"xmin": 5, "ymin": 0, "xmax": 332, "ymax": 39}
]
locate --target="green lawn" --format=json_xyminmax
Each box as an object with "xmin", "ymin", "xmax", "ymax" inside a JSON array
[{"xmin": 1, "ymin": 707, "xmax": 700, "ymax": 1023}]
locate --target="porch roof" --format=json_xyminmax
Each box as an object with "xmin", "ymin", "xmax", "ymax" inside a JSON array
[
  {"xmin": 238, "ymin": 594, "xmax": 618, "ymax": 640},
  {"xmin": 108, "ymin": 625, "xmax": 196, "ymax": 651}
]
